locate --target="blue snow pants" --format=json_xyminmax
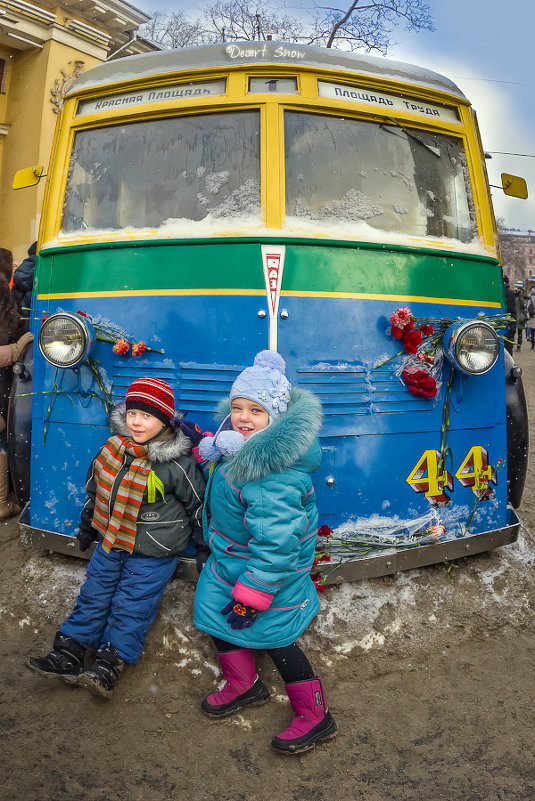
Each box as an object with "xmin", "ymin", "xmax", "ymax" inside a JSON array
[{"xmin": 61, "ymin": 541, "xmax": 178, "ymax": 665}]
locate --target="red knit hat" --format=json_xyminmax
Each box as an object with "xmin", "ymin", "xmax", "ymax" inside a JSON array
[{"xmin": 125, "ymin": 377, "xmax": 175, "ymax": 425}]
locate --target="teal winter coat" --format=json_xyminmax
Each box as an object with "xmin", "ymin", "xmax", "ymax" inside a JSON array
[{"xmin": 193, "ymin": 388, "xmax": 322, "ymax": 649}]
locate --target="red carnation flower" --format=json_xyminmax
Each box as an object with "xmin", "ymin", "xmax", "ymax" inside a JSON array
[
  {"xmin": 132, "ymin": 341, "xmax": 146, "ymax": 357},
  {"xmin": 417, "ymin": 352, "xmax": 434, "ymax": 364},
  {"xmin": 318, "ymin": 524, "xmax": 332, "ymax": 538},
  {"xmin": 112, "ymin": 339, "xmax": 130, "ymax": 356},
  {"xmin": 420, "ymin": 324, "xmax": 434, "ymax": 336},
  {"xmin": 390, "ymin": 307, "xmax": 413, "ymax": 329},
  {"xmin": 402, "ymin": 327, "xmax": 422, "ymax": 354},
  {"xmin": 402, "ymin": 365, "xmax": 438, "ymax": 399},
  {"xmin": 312, "ymin": 574, "xmax": 327, "ymax": 593}
]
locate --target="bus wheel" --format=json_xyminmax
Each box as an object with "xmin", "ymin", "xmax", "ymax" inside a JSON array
[
  {"xmin": 505, "ymin": 350, "xmax": 529, "ymax": 509},
  {"xmin": 7, "ymin": 339, "xmax": 33, "ymax": 507}
]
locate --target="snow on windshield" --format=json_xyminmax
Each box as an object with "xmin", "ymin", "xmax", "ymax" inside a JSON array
[
  {"xmin": 284, "ymin": 111, "xmax": 476, "ymax": 242},
  {"xmin": 61, "ymin": 111, "xmax": 261, "ymax": 232},
  {"xmin": 58, "ymin": 108, "xmax": 481, "ymax": 252}
]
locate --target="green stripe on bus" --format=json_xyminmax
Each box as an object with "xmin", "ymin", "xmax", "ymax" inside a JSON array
[{"xmin": 36, "ymin": 240, "xmax": 502, "ymax": 304}]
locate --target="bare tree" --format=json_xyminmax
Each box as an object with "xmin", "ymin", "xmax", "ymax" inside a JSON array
[
  {"xmin": 201, "ymin": 0, "xmax": 303, "ymax": 43},
  {"xmin": 317, "ymin": 0, "xmax": 433, "ymax": 52},
  {"xmin": 140, "ymin": 9, "xmax": 206, "ymax": 49},
  {"xmin": 139, "ymin": 0, "xmax": 433, "ymax": 53}
]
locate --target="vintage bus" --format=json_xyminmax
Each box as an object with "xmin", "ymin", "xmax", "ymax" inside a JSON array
[{"xmin": 10, "ymin": 41, "xmax": 528, "ymax": 583}]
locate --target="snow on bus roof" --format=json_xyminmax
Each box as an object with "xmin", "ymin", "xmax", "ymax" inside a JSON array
[{"xmin": 67, "ymin": 41, "xmax": 467, "ymax": 101}]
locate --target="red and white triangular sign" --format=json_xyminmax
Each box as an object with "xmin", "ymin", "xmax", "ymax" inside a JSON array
[{"xmin": 261, "ymin": 244, "xmax": 286, "ymax": 318}]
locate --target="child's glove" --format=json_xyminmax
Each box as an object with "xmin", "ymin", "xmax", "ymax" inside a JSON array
[
  {"xmin": 75, "ymin": 526, "xmax": 98, "ymax": 552},
  {"xmin": 221, "ymin": 601, "xmax": 259, "ymax": 630},
  {"xmin": 177, "ymin": 419, "xmax": 203, "ymax": 446}
]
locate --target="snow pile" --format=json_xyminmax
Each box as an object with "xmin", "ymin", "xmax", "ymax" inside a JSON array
[{"xmin": 10, "ymin": 518, "xmax": 535, "ymax": 662}]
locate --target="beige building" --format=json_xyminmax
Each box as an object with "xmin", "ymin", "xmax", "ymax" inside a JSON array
[
  {"xmin": 0, "ymin": 0, "xmax": 157, "ymax": 263},
  {"xmin": 500, "ymin": 229, "xmax": 535, "ymax": 288}
]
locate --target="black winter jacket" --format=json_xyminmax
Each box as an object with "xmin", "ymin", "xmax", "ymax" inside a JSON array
[
  {"xmin": 12, "ymin": 255, "xmax": 36, "ymax": 315},
  {"xmin": 78, "ymin": 405, "xmax": 206, "ymax": 558}
]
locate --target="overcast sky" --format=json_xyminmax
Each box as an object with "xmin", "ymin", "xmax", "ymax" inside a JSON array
[{"xmin": 135, "ymin": 0, "xmax": 534, "ymax": 232}]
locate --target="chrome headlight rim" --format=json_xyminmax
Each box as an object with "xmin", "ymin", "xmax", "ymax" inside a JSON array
[
  {"xmin": 444, "ymin": 319, "xmax": 500, "ymax": 376},
  {"xmin": 38, "ymin": 312, "xmax": 94, "ymax": 368}
]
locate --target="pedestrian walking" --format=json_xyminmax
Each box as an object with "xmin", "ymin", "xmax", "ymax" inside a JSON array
[
  {"xmin": 12, "ymin": 241, "xmax": 37, "ymax": 321},
  {"xmin": 527, "ymin": 287, "xmax": 535, "ymax": 349},
  {"xmin": 513, "ymin": 281, "xmax": 529, "ymax": 351},
  {"xmin": 503, "ymin": 275, "xmax": 516, "ymax": 356}
]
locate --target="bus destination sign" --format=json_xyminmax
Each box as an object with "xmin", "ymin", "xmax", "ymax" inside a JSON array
[
  {"xmin": 318, "ymin": 81, "xmax": 459, "ymax": 123},
  {"xmin": 77, "ymin": 79, "xmax": 227, "ymax": 116}
]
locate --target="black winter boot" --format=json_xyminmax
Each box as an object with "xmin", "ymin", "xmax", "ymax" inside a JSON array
[
  {"xmin": 26, "ymin": 631, "xmax": 86, "ymax": 684},
  {"xmin": 77, "ymin": 644, "xmax": 125, "ymax": 699}
]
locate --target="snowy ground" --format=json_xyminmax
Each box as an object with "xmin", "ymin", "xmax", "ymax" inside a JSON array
[{"xmin": 1, "ymin": 348, "xmax": 535, "ymax": 800}]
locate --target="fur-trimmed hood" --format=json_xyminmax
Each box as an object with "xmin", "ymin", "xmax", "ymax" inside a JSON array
[
  {"xmin": 109, "ymin": 404, "xmax": 193, "ymax": 463},
  {"xmin": 200, "ymin": 388, "xmax": 322, "ymax": 484}
]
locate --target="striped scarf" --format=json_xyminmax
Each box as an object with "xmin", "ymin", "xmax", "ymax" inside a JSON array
[{"xmin": 92, "ymin": 435, "xmax": 150, "ymax": 554}]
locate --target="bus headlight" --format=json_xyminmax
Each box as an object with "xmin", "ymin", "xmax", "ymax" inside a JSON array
[
  {"xmin": 443, "ymin": 320, "xmax": 499, "ymax": 375},
  {"xmin": 38, "ymin": 312, "xmax": 95, "ymax": 367}
]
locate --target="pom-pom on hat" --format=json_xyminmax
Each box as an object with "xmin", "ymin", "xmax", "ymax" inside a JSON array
[
  {"xmin": 229, "ymin": 350, "xmax": 291, "ymax": 418},
  {"xmin": 125, "ymin": 376, "xmax": 175, "ymax": 425}
]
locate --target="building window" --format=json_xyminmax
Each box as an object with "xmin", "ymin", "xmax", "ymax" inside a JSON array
[{"xmin": 0, "ymin": 59, "xmax": 6, "ymax": 93}]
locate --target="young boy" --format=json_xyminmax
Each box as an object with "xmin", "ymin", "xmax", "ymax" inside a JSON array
[{"xmin": 26, "ymin": 376, "xmax": 206, "ymax": 698}]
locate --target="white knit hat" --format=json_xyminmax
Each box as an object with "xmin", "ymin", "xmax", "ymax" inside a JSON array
[{"xmin": 229, "ymin": 350, "xmax": 291, "ymax": 417}]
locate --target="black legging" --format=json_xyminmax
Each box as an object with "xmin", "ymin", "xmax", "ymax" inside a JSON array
[{"xmin": 211, "ymin": 636, "xmax": 315, "ymax": 684}]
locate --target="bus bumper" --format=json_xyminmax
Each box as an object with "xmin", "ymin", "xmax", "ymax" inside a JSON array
[
  {"xmin": 312, "ymin": 506, "xmax": 520, "ymax": 585},
  {"xmin": 17, "ymin": 502, "xmax": 200, "ymax": 581},
  {"xmin": 19, "ymin": 502, "xmax": 520, "ymax": 585}
]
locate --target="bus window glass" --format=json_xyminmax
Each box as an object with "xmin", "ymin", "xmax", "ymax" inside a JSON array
[
  {"xmin": 284, "ymin": 112, "xmax": 476, "ymax": 242},
  {"xmin": 62, "ymin": 111, "xmax": 261, "ymax": 233}
]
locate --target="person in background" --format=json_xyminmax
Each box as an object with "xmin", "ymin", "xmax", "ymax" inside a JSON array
[
  {"xmin": 0, "ymin": 253, "xmax": 31, "ymax": 518},
  {"xmin": 503, "ymin": 275, "xmax": 516, "ymax": 357},
  {"xmin": 513, "ymin": 281, "xmax": 529, "ymax": 352},
  {"xmin": 26, "ymin": 377, "xmax": 206, "ymax": 698},
  {"xmin": 527, "ymin": 287, "xmax": 535, "ymax": 349},
  {"xmin": 194, "ymin": 350, "xmax": 337, "ymax": 754},
  {"xmin": 0, "ymin": 248, "xmax": 13, "ymax": 284},
  {"xmin": 12, "ymin": 241, "xmax": 37, "ymax": 323}
]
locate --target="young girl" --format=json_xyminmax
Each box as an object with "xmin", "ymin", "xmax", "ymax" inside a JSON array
[
  {"xmin": 27, "ymin": 376, "xmax": 206, "ymax": 698},
  {"xmin": 193, "ymin": 351, "xmax": 336, "ymax": 754}
]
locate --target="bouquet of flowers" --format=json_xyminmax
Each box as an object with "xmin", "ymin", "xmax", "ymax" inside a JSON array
[
  {"xmin": 311, "ymin": 514, "xmax": 448, "ymax": 590},
  {"xmin": 77, "ymin": 311, "xmax": 164, "ymax": 357},
  {"xmin": 384, "ymin": 307, "xmax": 512, "ymax": 400}
]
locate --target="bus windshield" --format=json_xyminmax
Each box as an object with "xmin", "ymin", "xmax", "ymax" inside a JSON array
[
  {"xmin": 284, "ymin": 111, "xmax": 476, "ymax": 242},
  {"xmin": 61, "ymin": 110, "xmax": 261, "ymax": 233}
]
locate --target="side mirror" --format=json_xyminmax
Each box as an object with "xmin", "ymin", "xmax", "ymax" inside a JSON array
[
  {"xmin": 12, "ymin": 166, "xmax": 46, "ymax": 190},
  {"xmin": 501, "ymin": 173, "xmax": 528, "ymax": 199}
]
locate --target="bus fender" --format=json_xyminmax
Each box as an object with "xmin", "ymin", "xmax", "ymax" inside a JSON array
[
  {"xmin": 7, "ymin": 339, "xmax": 33, "ymax": 507},
  {"xmin": 504, "ymin": 350, "xmax": 528, "ymax": 509}
]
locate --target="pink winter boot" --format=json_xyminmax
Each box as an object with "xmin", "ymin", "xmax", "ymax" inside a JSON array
[
  {"xmin": 201, "ymin": 649, "xmax": 270, "ymax": 717},
  {"xmin": 271, "ymin": 676, "xmax": 337, "ymax": 753}
]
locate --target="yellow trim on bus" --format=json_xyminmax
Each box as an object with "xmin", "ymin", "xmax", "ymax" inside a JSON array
[{"xmin": 37, "ymin": 288, "xmax": 502, "ymax": 308}]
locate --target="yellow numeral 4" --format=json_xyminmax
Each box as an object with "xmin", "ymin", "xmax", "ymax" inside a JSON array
[
  {"xmin": 455, "ymin": 446, "xmax": 497, "ymax": 500},
  {"xmin": 406, "ymin": 449, "xmax": 454, "ymax": 507}
]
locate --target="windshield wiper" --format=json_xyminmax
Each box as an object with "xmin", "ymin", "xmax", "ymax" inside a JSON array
[{"xmin": 380, "ymin": 117, "xmax": 441, "ymax": 158}]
